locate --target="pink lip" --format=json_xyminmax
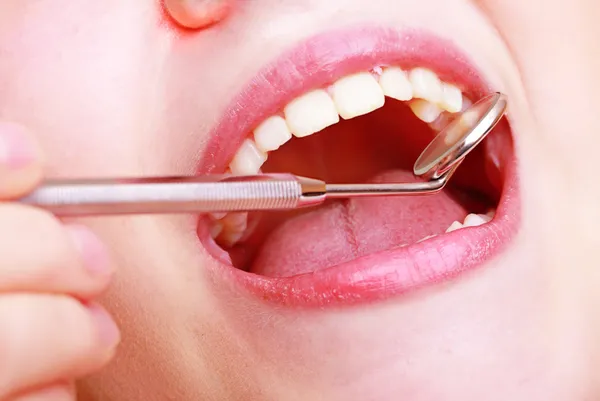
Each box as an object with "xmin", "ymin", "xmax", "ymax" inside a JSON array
[{"xmin": 198, "ymin": 26, "xmax": 520, "ymax": 307}]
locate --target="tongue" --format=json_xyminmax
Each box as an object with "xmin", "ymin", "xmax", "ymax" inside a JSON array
[{"xmin": 250, "ymin": 170, "xmax": 467, "ymax": 277}]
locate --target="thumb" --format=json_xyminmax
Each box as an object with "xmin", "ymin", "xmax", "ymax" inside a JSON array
[
  {"xmin": 164, "ymin": 0, "xmax": 232, "ymax": 29},
  {"xmin": 0, "ymin": 122, "xmax": 44, "ymax": 199}
]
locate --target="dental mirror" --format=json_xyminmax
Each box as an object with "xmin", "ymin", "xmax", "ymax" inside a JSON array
[{"xmin": 413, "ymin": 92, "xmax": 508, "ymax": 180}]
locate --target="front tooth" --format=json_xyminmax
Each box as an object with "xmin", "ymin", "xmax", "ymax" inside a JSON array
[
  {"xmin": 379, "ymin": 67, "xmax": 413, "ymax": 101},
  {"xmin": 463, "ymin": 213, "xmax": 488, "ymax": 227},
  {"xmin": 229, "ymin": 139, "xmax": 267, "ymax": 175},
  {"xmin": 253, "ymin": 115, "xmax": 292, "ymax": 152},
  {"xmin": 445, "ymin": 221, "xmax": 464, "ymax": 233},
  {"xmin": 284, "ymin": 89, "xmax": 339, "ymax": 137},
  {"xmin": 440, "ymin": 83, "xmax": 463, "ymax": 113},
  {"xmin": 331, "ymin": 72, "xmax": 385, "ymax": 119},
  {"xmin": 409, "ymin": 68, "xmax": 443, "ymax": 103},
  {"xmin": 409, "ymin": 99, "xmax": 442, "ymax": 123}
]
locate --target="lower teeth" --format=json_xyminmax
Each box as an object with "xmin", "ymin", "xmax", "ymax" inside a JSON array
[
  {"xmin": 211, "ymin": 212, "xmax": 249, "ymax": 246},
  {"xmin": 445, "ymin": 211, "xmax": 494, "ymax": 233},
  {"xmin": 211, "ymin": 209, "xmax": 496, "ymax": 249}
]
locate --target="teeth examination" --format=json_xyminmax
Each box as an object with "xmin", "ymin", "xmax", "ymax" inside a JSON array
[{"xmin": 0, "ymin": 1, "xmax": 597, "ymax": 400}]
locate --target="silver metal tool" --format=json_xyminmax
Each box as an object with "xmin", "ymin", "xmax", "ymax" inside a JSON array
[{"xmin": 18, "ymin": 92, "xmax": 507, "ymax": 216}]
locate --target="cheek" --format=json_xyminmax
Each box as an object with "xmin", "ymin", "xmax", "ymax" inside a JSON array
[{"xmin": 0, "ymin": 1, "xmax": 174, "ymax": 178}]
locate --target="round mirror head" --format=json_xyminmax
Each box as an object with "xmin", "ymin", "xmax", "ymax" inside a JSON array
[{"xmin": 413, "ymin": 92, "xmax": 508, "ymax": 180}]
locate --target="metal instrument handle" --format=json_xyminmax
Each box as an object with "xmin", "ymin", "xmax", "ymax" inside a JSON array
[{"xmin": 19, "ymin": 174, "xmax": 317, "ymax": 216}]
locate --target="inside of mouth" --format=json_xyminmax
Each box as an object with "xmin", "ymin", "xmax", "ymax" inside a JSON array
[{"xmin": 205, "ymin": 97, "xmax": 505, "ymax": 277}]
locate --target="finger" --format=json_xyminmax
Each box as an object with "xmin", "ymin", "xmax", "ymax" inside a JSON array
[
  {"xmin": 0, "ymin": 122, "xmax": 44, "ymax": 199},
  {"xmin": 164, "ymin": 0, "xmax": 231, "ymax": 29},
  {"xmin": 0, "ymin": 205, "xmax": 113, "ymax": 298},
  {"xmin": 11, "ymin": 382, "xmax": 75, "ymax": 401},
  {"xmin": 0, "ymin": 295, "xmax": 119, "ymax": 399}
]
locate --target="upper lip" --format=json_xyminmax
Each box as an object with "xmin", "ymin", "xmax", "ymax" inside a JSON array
[{"xmin": 198, "ymin": 25, "xmax": 520, "ymax": 307}]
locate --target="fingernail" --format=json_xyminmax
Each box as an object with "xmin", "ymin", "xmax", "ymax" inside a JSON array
[
  {"xmin": 89, "ymin": 304, "xmax": 121, "ymax": 347},
  {"xmin": 67, "ymin": 225, "xmax": 113, "ymax": 276},
  {"xmin": 0, "ymin": 123, "xmax": 38, "ymax": 169}
]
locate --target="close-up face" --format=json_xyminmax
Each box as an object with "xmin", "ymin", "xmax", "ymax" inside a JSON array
[{"xmin": 1, "ymin": 1, "xmax": 599, "ymax": 399}]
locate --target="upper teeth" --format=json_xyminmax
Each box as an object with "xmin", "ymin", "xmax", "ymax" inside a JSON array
[
  {"xmin": 409, "ymin": 99, "xmax": 443, "ymax": 123},
  {"xmin": 379, "ymin": 67, "xmax": 413, "ymax": 101},
  {"xmin": 209, "ymin": 66, "xmax": 472, "ymax": 248},
  {"xmin": 284, "ymin": 89, "xmax": 340, "ymax": 138},
  {"xmin": 440, "ymin": 82, "xmax": 463, "ymax": 113},
  {"xmin": 409, "ymin": 67, "xmax": 443, "ymax": 104},
  {"xmin": 227, "ymin": 65, "xmax": 469, "ymax": 176},
  {"xmin": 253, "ymin": 115, "xmax": 292, "ymax": 153},
  {"xmin": 228, "ymin": 138, "xmax": 267, "ymax": 175},
  {"xmin": 331, "ymin": 72, "xmax": 385, "ymax": 119}
]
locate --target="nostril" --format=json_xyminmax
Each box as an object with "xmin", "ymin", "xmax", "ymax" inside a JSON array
[{"xmin": 163, "ymin": 0, "xmax": 232, "ymax": 29}]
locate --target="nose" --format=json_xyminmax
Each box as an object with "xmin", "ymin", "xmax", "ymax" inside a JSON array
[{"xmin": 163, "ymin": 0, "xmax": 232, "ymax": 29}]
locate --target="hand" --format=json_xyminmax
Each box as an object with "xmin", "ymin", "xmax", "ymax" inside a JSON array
[{"xmin": 0, "ymin": 123, "xmax": 120, "ymax": 401}]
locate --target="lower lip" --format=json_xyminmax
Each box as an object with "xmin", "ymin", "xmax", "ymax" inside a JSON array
[{"xmin": 199, "ymin": 27, "xmax": 520, "ymax": 307}]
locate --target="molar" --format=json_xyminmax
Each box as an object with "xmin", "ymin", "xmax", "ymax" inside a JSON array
[
  {"xmin": 215, "ymin": 212, "xmax": 249, "ymax": 248},
  {"xmin": 445, "ymin": 221, "xmax": 464, "ymax": 233},
  {"xmin": 210, "ymin": 222, "xmax": 224, "ymax": 239},
  {"xmin": 444, "ymin": 212, "xmax": 493, "ymax": 234},
  {"xmin": 221, "ymin": 212, "xmax": 248, "ymax": 233},
  {"xmin": 331, "ymin": 72, "xmax": 385, "ymax": 119},
  {"xmin": 284, "ymin": 89, "xmax": 339, "ymax": 137},
  {"xmin": 217, "ymin": 231, "xmax": 244, "ymax": 248},
  {"xmin": 463, "ymin": 213, "xmax": 489, "ymax": 227}
]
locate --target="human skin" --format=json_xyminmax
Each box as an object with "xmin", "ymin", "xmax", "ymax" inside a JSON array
[{"xmin": 1, "ymin": 0, "xmax": 600, "ymax": 400}]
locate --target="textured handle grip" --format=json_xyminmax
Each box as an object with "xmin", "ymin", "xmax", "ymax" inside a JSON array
[{"xmin": 19, "ymin": 177, "xmax": 304, "ymax": 216}]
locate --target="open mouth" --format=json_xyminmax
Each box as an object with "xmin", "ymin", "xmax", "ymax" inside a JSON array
[{"xmin": 197, "ymin": 27, "xmax": 519, "ymax": 307}]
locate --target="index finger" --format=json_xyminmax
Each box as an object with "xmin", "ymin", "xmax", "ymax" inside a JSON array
[{"xmin": 0, "ymin": 122, "xmax": 44, "ymax": 199}]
